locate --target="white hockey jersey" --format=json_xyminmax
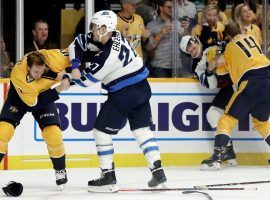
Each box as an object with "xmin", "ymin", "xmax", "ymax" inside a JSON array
[
  {"xmin": 68, "ymin": 30, "xmax": 148, "ymax": 92},
  {"xmin": 195, "ymin": 46, "xmax": 219, "ymax": 89}
]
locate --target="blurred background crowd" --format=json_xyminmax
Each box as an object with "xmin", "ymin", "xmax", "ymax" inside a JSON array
[{"xmin": 0, "ymin": 0, "xmax": 267, "ymax": 78}]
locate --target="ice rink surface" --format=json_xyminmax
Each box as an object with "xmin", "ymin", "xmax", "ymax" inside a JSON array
[{"xmin": 1, "ymin": 166, "xmax": 270, "ymax": 200}]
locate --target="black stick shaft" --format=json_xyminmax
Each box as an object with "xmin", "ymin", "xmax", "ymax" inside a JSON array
[
  {"xmin": 195, "ymin": 180, "xmax": 270, "ymax": 188},
  {"xmin": 118, "ymin": 187, "xmax": 256, "ymax": 192}
]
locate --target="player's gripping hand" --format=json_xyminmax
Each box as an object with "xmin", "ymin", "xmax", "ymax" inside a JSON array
[
  {"xmin": 55, "ymin": 78, "xmax": 70, "ymax": 93},
  {"xmin": 71, "ymin": 68, "xmax": 81, "ymax": 79},
  {"xmin": 207, "ymin": 60, "xmax": 217, "ymax": 72}
]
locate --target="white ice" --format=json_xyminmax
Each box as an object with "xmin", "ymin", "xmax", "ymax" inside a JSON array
[{"xmin": 1, "ymin": 166, "xmax": 270, "ymax": 200}]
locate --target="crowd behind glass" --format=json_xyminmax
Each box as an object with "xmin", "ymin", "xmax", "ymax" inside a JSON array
[{"xmin": 0, "ymin": 0, "xmax": 265, "ymax": 78}]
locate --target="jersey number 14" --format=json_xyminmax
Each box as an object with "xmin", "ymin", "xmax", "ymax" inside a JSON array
[{"xmin": 236, "ymin": 36, "xmax": 262, "ymax": 58}]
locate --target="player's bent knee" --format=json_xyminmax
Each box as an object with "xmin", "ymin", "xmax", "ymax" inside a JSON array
[
  {"xmin": 206, "ymin": 106, "xmax": 223, "ymax": 129},
  {"xmin": 93, "ymin": 129, "xmax": 112, "ymax": 144},
  {"xmin": 0, "ymin": 121, "xmax": 15, "ymax": 154},
  {"xmin": 42, "ymin": 125, "xmax": 65, "ymax": 158},
  {"xmin": 133, "ymin": 127, "xmax": 154, "ymax": 144}
]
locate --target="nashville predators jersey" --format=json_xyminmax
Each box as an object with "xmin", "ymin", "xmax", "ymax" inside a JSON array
[
  {"xmin": 10, "ymin": 49, "xmax": 70, "ymax": 106},
  {"xmin": 191, "ymin": 21, "xmax": 225, "ymax": 49},
  {"xmin": 216, "ymin": 34, "xmax": 270, "ymax": 85},
  {"xmin": 246, "ymin": 24, "xmax": 262, "ymax": 46},
  {"xmin": 117, "ymin": 13, "xmax": 145, "ymax": 58}
]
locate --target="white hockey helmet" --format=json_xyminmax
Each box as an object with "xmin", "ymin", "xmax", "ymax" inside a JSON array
[
  {"xmin": 179, "ymin": 35, "xmax": 194, "ymax": 54},
  {"xmin": 91, "ymin": 10, "xmax": 118, "ymax": 32}
]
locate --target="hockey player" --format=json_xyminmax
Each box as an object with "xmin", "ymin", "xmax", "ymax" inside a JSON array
[
  {"xmin": 201, "ymin": 22, "xmax": 270, "ymax": 169},
  {"xmin": 180, "ymin": 35, "xmax": 237, "ymax": 170},
  {"xmin": 0, "ymin": 49, "xmax": 70, "ymax": 188},
  {"xmin": 69, "ymin": 10, "xmax": 167, "ymax": 192}
]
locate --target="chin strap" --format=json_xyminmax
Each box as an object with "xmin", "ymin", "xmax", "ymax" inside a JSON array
[
  {"xmin": 97, "ymin": 28, "xmax": 108, "ymax": 42},
  {"xmin": 194, "ymin": 40, "xmax": 203, "ymax": 58}
]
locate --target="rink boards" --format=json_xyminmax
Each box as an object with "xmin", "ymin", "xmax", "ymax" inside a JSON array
[{"xmin": 0, "ymin": 78, "xmax": 269, "ymax": 170}]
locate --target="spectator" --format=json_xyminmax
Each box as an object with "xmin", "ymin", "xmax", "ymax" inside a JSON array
[
  {"xmin": 145, "ymin": 0, "xmax": 189, "ymax": 77},
  {"xmin": 231, "ymin": 0, "xmax": 258, "ymax": 25},
  {"xmin": 178, "ymin": 0, "xmax": 198, "ymax": 76},
  {"xmin": 25, "ymin": 19, "xmax": 59, "ymax": 53},
  {"xmin": 0, "ymin": 37, "xmax": 14, "ymax": 78},
  {"xmin": 192, "ymin": 4, "xmax": 225, "ymax": 50},
  {"xmin": 234, "ymin": 3, "xmax": 262, "ymax": 46},
  {"xmin": 117, "ymin": 0, "xmax": 150, "ymax": 60},
  {"xmin": 178, "ymin": 0, "xmax": 197, "ymax": 32},
  {"xmin": 197, "ymin": 0, "xmax": 228, "ymax": 26},
  {"xmin": 136, "ymin": 0, "xmax": 157, "ymax": 25},
  {"xmin": 206, "ymin": 0, "xmax": 228, "ymax": 25}
]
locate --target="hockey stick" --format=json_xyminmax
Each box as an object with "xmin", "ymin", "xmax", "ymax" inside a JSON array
[
  {"xmin": 118, "ymin": 187, "xmax": 257, "ymax": 192},
  {"xmin": 194, "ymin": 180, "xmax": 270, "ymax": 188},
  {"xmin": 183, "ymin": 191, "xmax": 213, "ymax": 200}
]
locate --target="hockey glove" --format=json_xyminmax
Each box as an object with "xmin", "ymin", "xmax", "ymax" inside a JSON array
[{"xmin": 2, "ymin": 181, "xmax": 23, "ymax": 197}]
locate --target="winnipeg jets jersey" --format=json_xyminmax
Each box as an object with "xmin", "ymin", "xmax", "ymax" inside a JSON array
[
  {"xmin": 68, "ymin": 30, "xmax": 148, "ymax": 92},
  {"xmin": 195, "ymin": 46, "xmax": 219, "ymax": 89}
]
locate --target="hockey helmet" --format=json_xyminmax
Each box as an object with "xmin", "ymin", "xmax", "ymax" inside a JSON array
[
  {"xmin": 91, "ymin": 10, "xmax": 118, "ymax": 32},
  {"xmin": 180, "ymin": 35, "xmax": 201, "ymax": 58}
]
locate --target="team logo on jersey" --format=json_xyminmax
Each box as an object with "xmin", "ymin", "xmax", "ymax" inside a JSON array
[
  {"xmin": 26, "ymin": 74, "xmax": 34, "ymax": 83},
  {"xmin": 8, "ymin": 105, "xmax": 19, "ymax": 113},
  {"xmin": 127, "ymin": 34, "xmax": 141, "ymax": 49}
]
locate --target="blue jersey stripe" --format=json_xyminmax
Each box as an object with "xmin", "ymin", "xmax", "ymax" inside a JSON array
[
  {"xmin": 104, "ymin": 68, "xmax": 149, "ymax": 92},
  {"xmin": 74, "ymin": 79, "xmax": 88, "ymax": 87},
  {"xmin": 85, "ymin": 73, "xmax": 99, "ymax": 83}
]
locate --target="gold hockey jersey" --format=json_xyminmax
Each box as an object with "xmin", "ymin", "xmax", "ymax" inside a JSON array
[
  {"xmin": 10, "ymin": 49, "xmax": 70, "ymax": 106},
  {"xmin": 216, "ymin": 34, "xmax": 270, "ymax": 85},
  {"xmin": 246, "ymin": 24, "xmax": 262, "ymax": 46},
  {"xmin": 117, "ymin": 13, "xmax": 146, "ymax": 58}
]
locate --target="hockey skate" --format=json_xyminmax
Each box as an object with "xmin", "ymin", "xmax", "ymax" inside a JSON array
[
  {"xmin": 148, "ymin": 160, "xmax": 167, "ymax": 189},
  {"xmin": 55, "ymin": 169, "xmax": 68, "ymax": 190},
  {"xmin": 223, "ymin": 145, "xmax": 237, "ymax": 166},
  {"xmin": 88, "ymin": 165, "xmax": 118, "ymax": 193},
  {"xmin": 200, "ymin": 146, "xmax": 237, "ymax": 171}
]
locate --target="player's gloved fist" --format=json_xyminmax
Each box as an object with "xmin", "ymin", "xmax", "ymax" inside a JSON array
[
  {"xmin": 71, "ymin": 68, "xmax": 81, "ymax": 79},
  {"xmin": 2, "ymin": 181, "xmax": 23, "ymax": 197}
]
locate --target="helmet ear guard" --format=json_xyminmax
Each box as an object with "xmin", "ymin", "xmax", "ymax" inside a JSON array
[{"xmin": 2, "ymin": 181, "xmax": 23, "ymax": 197}]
